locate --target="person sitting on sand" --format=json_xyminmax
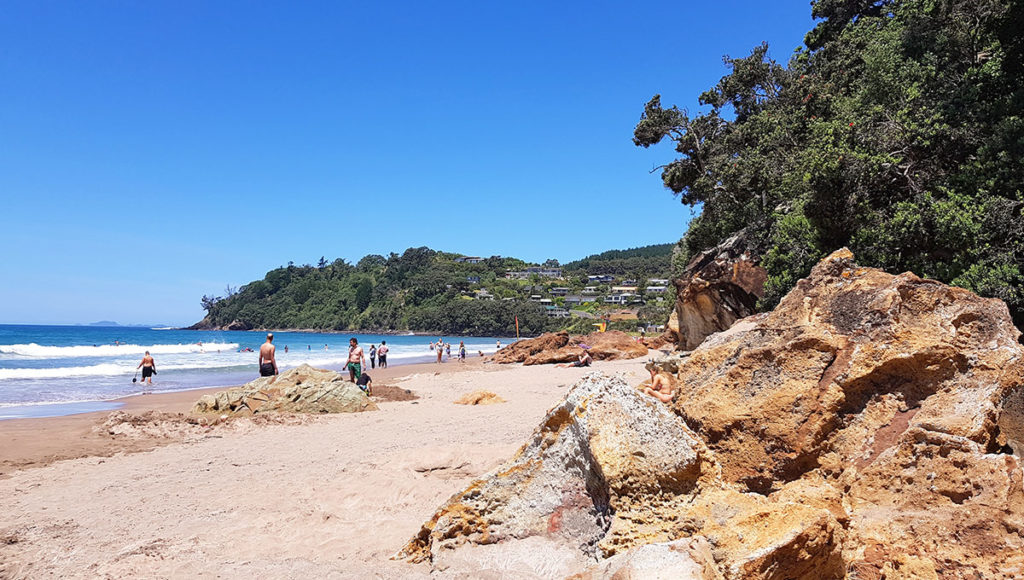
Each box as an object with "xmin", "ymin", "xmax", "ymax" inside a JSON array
[
  {"xmin": 356, "ymin": 371, "xmax": 372, "ymax": 396},
  {"xmin": 137, "ymin": 351, "xmax": 157, "ymax": 386},
  {"xmin": 259, "ymin": 333, "xmax": 278, "ymax": 377},
  {"xmin": 642, "ymin": 367, "xmax": 675, "ymax": 403},
  {"xmin": 347, "ymin": 337, "xmax": 366, "ymax": 382},
  {"xmin": 556, "ymin": 350, "xmax": 592, "ymax": 368}
]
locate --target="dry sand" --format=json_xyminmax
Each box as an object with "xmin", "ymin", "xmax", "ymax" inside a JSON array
[{"xmin": 0, "ymin": 358, "xmax": 650, "ymax": 578}]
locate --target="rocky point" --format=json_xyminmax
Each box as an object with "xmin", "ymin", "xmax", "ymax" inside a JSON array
[{"xmin": 400, "ymin": 249, "xmax": 1024, "ymax": 579}]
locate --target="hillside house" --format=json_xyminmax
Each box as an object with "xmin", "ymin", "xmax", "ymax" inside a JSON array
[
  {"xmin": 564, "ymin": 295, "xmax": 599, "ymax": 306},
  {"xmin": 454, "ymin": 256, "xmax": 484, "ymax": 263}
]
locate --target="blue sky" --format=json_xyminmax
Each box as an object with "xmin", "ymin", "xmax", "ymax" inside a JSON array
[{"xmin": 0, "ymin": 1, "xmax": 814, "ymax": 326}]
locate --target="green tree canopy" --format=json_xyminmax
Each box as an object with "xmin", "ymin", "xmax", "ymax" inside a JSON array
[{"xmin": 636, "ymin": 0, "xmax": 1024, "ymax": 329}]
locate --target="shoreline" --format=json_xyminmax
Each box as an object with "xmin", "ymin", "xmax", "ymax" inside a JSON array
[
  {"xmin": 181, "ymin": 325, "xmax": 524, "ymax": 338},
  {"xmin": 0, "ymin": 356, "xmax": 492, "ymax": 477}
]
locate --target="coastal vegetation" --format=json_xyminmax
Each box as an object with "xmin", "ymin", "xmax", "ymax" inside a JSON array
[
  {"xmin": 635, "ymin": 0, "xmax": 1024, "ymax": 329},
  {"xmin": 195, "ymin": 245, "xmax": 675, "ymax": 335}
]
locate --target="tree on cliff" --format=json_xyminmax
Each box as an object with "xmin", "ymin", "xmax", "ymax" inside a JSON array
[{"xmin": 635, "ymin": 0, "xmax": 1024, "ymax": 329}]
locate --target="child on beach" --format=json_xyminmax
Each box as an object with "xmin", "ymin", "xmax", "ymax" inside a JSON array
[
  {"xmin": 642, "ymin": 367, "xmax": 675, "ymax": 403},
  {"xmin": 458, "ymin": 341, "xmax": 466, "ymax": 363}
]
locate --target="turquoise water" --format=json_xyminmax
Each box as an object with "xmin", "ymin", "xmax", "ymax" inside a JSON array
[{"xmin": 0, "ymin": 325, "xmax": 510, "ymax": 419}]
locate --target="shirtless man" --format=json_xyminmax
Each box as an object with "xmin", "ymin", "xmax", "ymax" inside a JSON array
[
  {"xmin": 347, "ymin": 337, "xmax": 366, "ymax": 382},
  {"xmin": 259, "ymin": 333, "xmax": 278, "ymax": 377},
  {"xmin": 642, "ymin": 367, "xmax": 675, "ymax": 403},
  {"xmin": 137, "ymin": 351, "xmax": 156, "ymax": 386}
]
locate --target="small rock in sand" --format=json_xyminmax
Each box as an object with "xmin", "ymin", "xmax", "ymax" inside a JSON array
[{"xmin": 454, "ymin": 391, "xmax": 506, "ymax": 405}]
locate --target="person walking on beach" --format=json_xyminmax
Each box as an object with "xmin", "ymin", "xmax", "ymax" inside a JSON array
[
  {"xmin": 458, "ymin": 341, "xmax": 466, "ymax": 363},
  {"xmin": 347, "ymin": 338, "xmax": 366, "ymax": 382},
  {"xmin": 377, "ymin": 341, "xmax": 388, "ymax": 368},
  {"xmin": 137, "ymin": 351, "xmax": 156, "ymax": 386},
  {"xmin": 445, "ymin": 342, "xmax": 451, "ymax": 361},
  {"xmin": 369, "ymin": 344, "xmax": 377, "ymax": 369},
  {"xmin": 436, "ymin": 339, "xmax": 443, "ymax": 363},
  {"xmin": 259, "ymin": 333, "xmax": 278, "ymax": 376}
]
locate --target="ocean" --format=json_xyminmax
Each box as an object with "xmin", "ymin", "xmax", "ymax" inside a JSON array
[{"xmin": 0, "ymin": 324, "xmax": 510, "ymax": 420}]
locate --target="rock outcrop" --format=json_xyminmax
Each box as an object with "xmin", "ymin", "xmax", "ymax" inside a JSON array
[
  {"xmin": 491, "ymin": 331, "xmax": 571, "ymax": 363},
  {"xmin": 492, "ymin": 331, "xmax": 648, "ymax": 365},
  {"xmin": 672, "ymin": 232, "xmax": 766, "ymax": 351},
  {"xmin": 192, "ymin": 364, "xmax": 378, "ymax": 415},
  {"xmin": 401, "ymin": 250, "xmax": 1024, "ymax": 578}
]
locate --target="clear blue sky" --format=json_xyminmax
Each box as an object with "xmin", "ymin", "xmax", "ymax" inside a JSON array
[{"xmin": 0, "ymin": 1, "xmax": 814, "ymax": 326}]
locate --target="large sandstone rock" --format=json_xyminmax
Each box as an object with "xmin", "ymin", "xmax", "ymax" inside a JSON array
[
  {"xmin": 192, "ymin": 364, "xmax": 378, "ymax": 415},
  {"xmin": 397, "ymin": 372, "xmax": 709, "ymax": 563},
  {"xmin": 673, "ymin": 232, "xmax": 766, "ymax": 351},
  {"xmin": 490, "ymin": 331, "xmax": 570, "ymax": 363},
  {"xmin": 403, "ymin": 249, "xmax": 1024, "ymax": 578},
  {"xmin": 492, "ymin": 331, "xmax": 648, "ymax": 366},
  {"xmin": 667, "ymin": 248, "xmax": 1024, "ymax": 576},
  {"xmin": 524, "ymin": 331, "xmax": 648, "ymax": 365}
]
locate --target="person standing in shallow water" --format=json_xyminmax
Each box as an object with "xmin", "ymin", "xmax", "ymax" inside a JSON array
[
  {"xmin": 259, "ymin": 333, "xmax": 278, "ymax": 376},
  {"xmin": 137, "ymin": 351, "xmax": 156, "ymax": 387},
  {"xmin": 369, "ymin": 344, "xmax": 377, "ymax": 369},
  {"xmin": 377, "ymin": 341, "xmax": 388, "ymax": 368}
]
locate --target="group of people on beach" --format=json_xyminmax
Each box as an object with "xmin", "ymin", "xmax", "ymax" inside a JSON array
[
  {"xmin": 139, "ymin": 333, "xmax": 672, "ymax": 405},
  {"xmin": 255, "ymin": 334, "xmax": 385, "ymax": 395},
  {"xmin": 430, "ymin": 339, "xmax": 467, "ymax": 363}
]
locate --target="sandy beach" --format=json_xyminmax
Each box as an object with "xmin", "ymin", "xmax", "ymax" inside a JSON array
[{"xmin": 0, "ymin": 357, "xmax": 650, "ymax": 578}]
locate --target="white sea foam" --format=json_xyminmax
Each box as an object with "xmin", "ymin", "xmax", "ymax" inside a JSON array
[
  {"xmin": 0, "ymin": 360, "xmax": 251, "ymax": 380},
  {"xmin": 0, "ymin": 342, "xmax": 239, "ymax": 358}
]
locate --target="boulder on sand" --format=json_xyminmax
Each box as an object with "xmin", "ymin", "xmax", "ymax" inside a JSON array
[
  {"xmin": 491, "ymin": 331, "xmax": 648, "ymax": 365},
  {"xmin": 402, "ymin": 249, "xmax": 1024, "ymax": 578},
  {"xmin": 524, "ymin": 330, "xmax": 648, "ymax": 365},
  {"xmin": 192, "ymin": 364, "xmax": 378, "ymax": 415},
  {"xmin": 490, "ymin": 331, "xmax": 571, "ymax": 364}
]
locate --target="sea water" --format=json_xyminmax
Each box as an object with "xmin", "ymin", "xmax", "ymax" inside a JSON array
[{"xmin": 0, "ymin": 325, "xmax": 510, "ymax": 419}]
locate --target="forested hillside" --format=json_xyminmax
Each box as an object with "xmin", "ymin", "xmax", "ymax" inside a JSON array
[
  {"xmin": 635, "ymin": 0, "xmax": 1024, "ymax": 329},
  {"xmin": 562, "ymin": 244, "xmax": 673, "ymax": 277},
  {"xmin": 194, "ymin": 245, "xmax": 676, "ymax": 335}
]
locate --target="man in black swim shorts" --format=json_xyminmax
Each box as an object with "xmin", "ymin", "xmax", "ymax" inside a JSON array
[
  {"xmin": 259, "ymin": 333, "xmax": 278, "ymax": 377},
  {"xmin": 138, "ymin": 351, "xmax": 157, "ymax": 385}
]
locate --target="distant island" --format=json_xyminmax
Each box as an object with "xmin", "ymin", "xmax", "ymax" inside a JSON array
[
  {"xmin": 84, "ymin": 321, "xmax": 170, "ymax": 328},
  {"xmin": 191, "ymin": 244, "xmax": 676, "ymax": 336}
]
